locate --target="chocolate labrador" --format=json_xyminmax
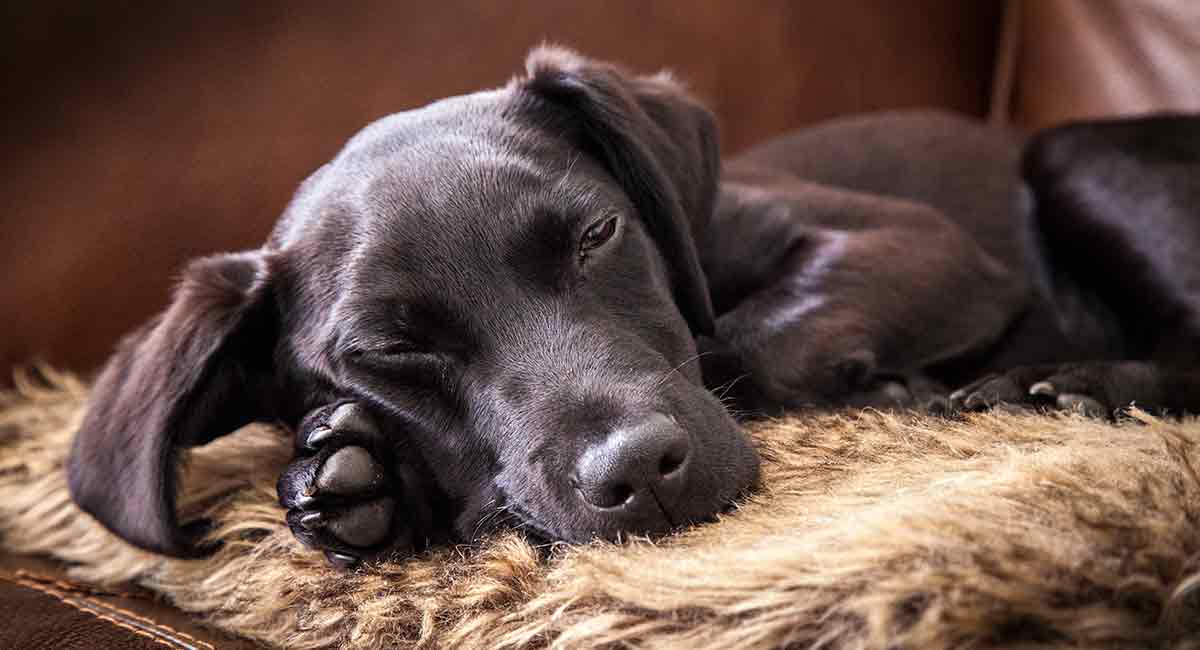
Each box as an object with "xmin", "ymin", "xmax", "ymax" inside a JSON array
[{"xmin": 67, "ymin": 48, "xmax": 1200, "ymax": 568}]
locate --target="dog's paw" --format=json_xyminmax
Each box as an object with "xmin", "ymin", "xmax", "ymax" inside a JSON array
[
  {"xmin": 843, "ymin": 373, "xmax": 950, "ymax": 413},
  {"xmin": 947, "ymin": 362, "xmax": 1160, "ymax": 418},
  {"xmin": 277, "ymin": 402, "xmax": 420, "ymax": 569}
]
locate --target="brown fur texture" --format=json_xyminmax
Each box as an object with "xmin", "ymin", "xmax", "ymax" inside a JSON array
[{"xmin": 2, "ymin": 367, "xmax": 1199, "ymax": 648}]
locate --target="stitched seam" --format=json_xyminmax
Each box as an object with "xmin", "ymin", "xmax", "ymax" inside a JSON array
[
  {"xmin": 20, "ymin": 579, "xmax": 210, "ymax": 650},
  {"xmin": 13, "ymin": 569, "xmax": 140, "ymax": 599},
  {"xmin": 71, "ymin": 592, "xmax": 214, "ymax": 650},
  {"xmin": 82, "ymin": 596, "xmax": 217, "ymax": 650},
  {"xmin": 5, "ymin": 576, "xmax": 180, "ymax": 649},
  {"xmin": 65, "ymin": 587, "xmax": 218, "ymax": 647},
  {"xmin": 9, "ymin": 570, "xmax": 215, "ymax": 649},
  {"xmin": 10, "ymin": 578, "xmax": 176, "ymax": 648}
]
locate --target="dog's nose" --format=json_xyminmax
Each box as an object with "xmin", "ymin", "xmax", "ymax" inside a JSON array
[{"xmin": 574, "ymin": 413, "xmax": 691, "ymax": 516}]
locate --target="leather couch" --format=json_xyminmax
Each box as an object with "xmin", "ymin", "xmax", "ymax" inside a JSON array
[{"xmin": 1, "ymin": 0, "xmax": 1002, "ymax": 378}]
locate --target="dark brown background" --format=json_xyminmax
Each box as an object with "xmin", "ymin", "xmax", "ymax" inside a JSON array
[{"xmin": 1, "ymin": 1, "xmax": 1006, "ymax": 377}]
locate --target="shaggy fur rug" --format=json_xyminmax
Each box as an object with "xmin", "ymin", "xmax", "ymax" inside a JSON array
[{"xmin": 1, "ymin": 369, "xmax": 1198, "ymax": 649}]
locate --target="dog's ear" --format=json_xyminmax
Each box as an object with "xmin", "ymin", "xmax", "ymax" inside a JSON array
[
  {"xmin": 67, "ymin": 250, "xmax": 279, "ymax": 556},
  {"xmin": 518, "ymin": 46, "xmax": 718, "ymax": 335}
]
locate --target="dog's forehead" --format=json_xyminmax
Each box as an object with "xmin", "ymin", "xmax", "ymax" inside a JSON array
[
  {"xmin": 274, "ymin": 91, "xmax": 580, "ymax": 243},
  {"xmin": 287, "ymin": 95, "xmax": 635, "ymax": 327},
  {"xmin": 348, "ymin": 140, "xmax": 621, "ymax": 274},
  {"xmin": 284, "ymin": 93, "xmax": 619, "ymax": 238}
]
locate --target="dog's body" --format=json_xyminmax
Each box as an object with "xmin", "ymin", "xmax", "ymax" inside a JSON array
[
  {"xmin": 66, "ymin": 49, "xmax": 1200, "ymax": 567},
  {"xmin": 708, "ymin": 111, "xmax": 1200, "ymax": 416}
]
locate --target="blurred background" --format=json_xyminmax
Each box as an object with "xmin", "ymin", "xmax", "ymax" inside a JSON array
[{"xmin": 2, "ymin": 0, "xmax": 1198, "ymax": 381}]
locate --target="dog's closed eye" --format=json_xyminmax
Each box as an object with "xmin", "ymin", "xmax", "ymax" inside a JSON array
[
  {"xmin": 370, "ymin": 338, "xmax": 435, "ymax": 358},
  {"xmin": 346, "ymin": 341, "xmax": 448, "ymax": 371},
  {"xmin": 342, "ymin": 344, "xmax": 458, "ymax": 405},
  {"xmin": 339, "ymin": 328, "xmax": 455, "ymax": 388},
  {"xmin": 578, "ymin": 214, "xmax": 620, "ymax": 258}
]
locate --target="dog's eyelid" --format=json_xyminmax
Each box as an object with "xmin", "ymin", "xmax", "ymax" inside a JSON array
[
  {"xmin": 347, "ymin": 346, "xmax": 446, "ymax": 372},
  {"xmin": 353, "ymin": 337, "xmax": 427, "ymax": 357},
  {"xmin": 578, "ymin": 213, "xmax": 621, "ymax": 256},
  {"xmin": 339, "ymin": 329, "xmax": 425, "ymax": 358}
]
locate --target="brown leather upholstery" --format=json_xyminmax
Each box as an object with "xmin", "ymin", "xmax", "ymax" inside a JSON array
[
  {"xmin": 1000, "ymin": 0, "xmax": 1200, "ymax": 129},
  {"xmin": 0, "ymin": 554, "xmax": 259, "ymax": 649},
  {"xmin": 0, "ymin": 1, "xmax": 1004, "ymax": 378}
]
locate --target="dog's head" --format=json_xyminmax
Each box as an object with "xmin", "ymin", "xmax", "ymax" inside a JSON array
[{"xmin": 67, "ymin": 47, "xmax": 760, "ymax": 556}]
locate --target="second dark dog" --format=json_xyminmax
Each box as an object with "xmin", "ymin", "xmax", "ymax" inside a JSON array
[{"xmin": 67, "ymin": 48, "xmax": 1200, "ymax": 568}]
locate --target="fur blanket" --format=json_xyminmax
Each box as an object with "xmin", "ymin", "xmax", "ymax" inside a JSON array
[{"xmin": 1, "ymin": 369, "xmax": 1198, "ymax": 649}]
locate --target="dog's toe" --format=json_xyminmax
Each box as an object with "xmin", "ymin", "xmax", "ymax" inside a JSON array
[
  {"xmin": 923, "ymin": 394, "xmax": 951, "ymax": 415},
  {"xmin": 327, "ymin": 497, "xmax": 397, "ymax": 547},
  {"xmin": 286, "ymin": 496, "xmax": 402, "ymax": 553},
  {"xmin": 301, "ymin": 402, "xmax": 379, "ymax": 450},
  {"xmin": 317, "ymin": 446, "xmax": 387, "ymax": 496},
  {"xmin": 1057, "ymin": 393, "xmax": 1109, "ymax": 417},
  {"xmin": 950, "ymin": 374, "xmax": 1025, "ymax": 411}
]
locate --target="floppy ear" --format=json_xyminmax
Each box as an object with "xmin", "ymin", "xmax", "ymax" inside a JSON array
[
  {"xmin": 518, "ymin": 46, "xmax": 718, "ymax": 335},
  {"xmin": 67, "ymin": 250, "xmax": 279, "ymax": 556}
]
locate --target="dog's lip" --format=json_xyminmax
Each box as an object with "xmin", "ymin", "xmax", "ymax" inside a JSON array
[
  {"xmin": 494, "ymin": 489, "xmax": 665, "ymax": 544},
  {"xmin": 494, "ymin": 437, "xmax": 757, "ymax": 543},
  {"xmin": 493, "ymin": 486, "xmax": 745, "ymax": 546},
  {"xmin": 496, "ymin": 496, "xmax": 565, "ymax": 544}
]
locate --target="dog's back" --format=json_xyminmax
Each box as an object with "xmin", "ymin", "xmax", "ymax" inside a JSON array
[{"xmin": 731, "ymin": 110, "xmax": 1030, "ymax": 268}]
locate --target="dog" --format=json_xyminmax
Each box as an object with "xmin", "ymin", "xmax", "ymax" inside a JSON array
[{"xmin": 66, "ymin": 48, "xmax": 1200, "ymax": 569}]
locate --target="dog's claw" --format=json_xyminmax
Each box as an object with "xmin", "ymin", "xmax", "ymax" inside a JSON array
[
  {"xmin": 305, "ymin": 425, "xmax": 333, "ymax": 450},
  {"xmin": 295, "ymin": 491, "xmax": 318, "ymax": 510},
  {"xmin": 299, "ymin": 511, "xmax": 324, "ymax": 530},
  {"xmin": 1163, "ymin": 575, "xmax": 1200, "ymax": 636},
  {"xmin": 327, "ymin": 402, "xmax": 376, "ymax": 436},
  {"xmin": 962, "ymin": 392, "xmax": 986, "ymax": 411},
  {"xmin": 277, "ymin": 401, "xmax": 417, "ymax": 569},
  {"xmin": 324, "ymin": 551, "xmax": 360, "ymax": 570},
  {"xmin": 1028, "ymin": 381, "xmax": 1056, "ymax": 398}
]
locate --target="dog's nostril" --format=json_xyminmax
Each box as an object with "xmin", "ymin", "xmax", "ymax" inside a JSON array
[
  {"xmin": 576, "ymin": 481, "xmax": 634, "ymax": 509},
  {"xmin": 608, "ymin": 483, "xmax": 634, "ymax": 507},
  {"xmin": 658, "ymin": 451, "xmax": 685, "ymax": 477}
]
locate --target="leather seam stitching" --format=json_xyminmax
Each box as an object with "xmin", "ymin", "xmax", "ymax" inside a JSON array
[
  {"xmin": 1, "ymin": 574, "xmax": 181, "ymax": 649},
  {"xmin": 10, "ymin": 569, "xmax": 215, "ymax": 649},
  {"xmin": 14, "ymin": 569, "xmax": 141, "ymax": 599},
  {"xmin": 70, "ymin": 591, "xmax": 217, "ymax": 650}
]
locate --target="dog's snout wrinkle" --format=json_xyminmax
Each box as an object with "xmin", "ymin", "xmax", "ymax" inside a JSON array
[{"xmin": 647, "ymin": 485, "xmax": 679, "ymax": 529}]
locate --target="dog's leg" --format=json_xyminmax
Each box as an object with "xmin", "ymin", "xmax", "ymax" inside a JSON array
[
  {"xmin": 949, "ymin": 362, "xmax": 1200, "ymax": 417},
  {"xmin": 698, "ymin": 177, "xmax": 1028, "ymax": 414},
  {"xmin": 276, "ymin": 402, "xmax": 432, "ymax": 568}
]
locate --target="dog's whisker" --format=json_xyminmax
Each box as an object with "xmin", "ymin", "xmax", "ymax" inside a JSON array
[
  {"xmin": 715, "ymin": 372, "xmax": 750, "ymax": 402},
  {"xmin": 650, "ymin": 350, "xmax": 713, "ymax": 391},
  {"xmin": 555, "ymin": 153, "xmax": 580, "ymax": 192},
  {"xmin": 471, "ymin": 498, "xmax": 508, "ymax": 541}
]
